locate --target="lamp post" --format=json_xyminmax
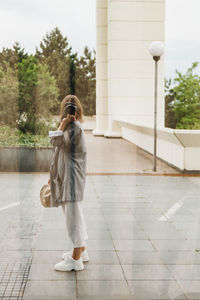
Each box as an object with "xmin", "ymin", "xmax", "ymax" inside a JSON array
[{"xmin": 148, "ymin": 41, "xmax": 164, "ymax": 171}]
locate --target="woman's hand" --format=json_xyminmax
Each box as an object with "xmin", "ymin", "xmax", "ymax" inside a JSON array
[
  {"xmin": 48, "ymin": 178, "xmax": 50, "ymax": 184},
  {"xmin": 58, "ymin": 114, "xmax": 76, "ymax": 131}
]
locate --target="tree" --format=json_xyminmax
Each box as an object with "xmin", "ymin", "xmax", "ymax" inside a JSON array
[
  {"xmin": 17, "ymin": 56, "xmax": 59, "ymax": 135},
  {"xmin": 171, "ymin": 62, "xmax": 200, "ymax": 129},
  {"xmin": 165, "ymin": 78, "xmax": 177, "ymax": 128},
  {"xmin": 0, "ymin": 42, "xmax": 28, "ymax": 71},
  {"xmin": 75, "ymin": 46, "xmax": 96, "ymax": 116},
  {"xmin": 69, "ymin": 53, "xmax": 76, "ymax": 94},
  {"xmin": 35, "ymin": 63, "xmax": 59, "ymax": 119},
  {"xmin": 36, "ymin": 28, "xmax": 96, "ymax": 116},
  {"xmin": 34, "ymin": 63, "xmax": 59, "ymax": 135},
  {"xmin": 17, "ymin": 55, "xmax": 38, "ymax": 134},
  {"xmin": 36, "ymin": 27, "xmax": 71, "ymax": 112},
  {"xmin": 0, "ymin": 64, "xmax": 19, "ymax": 128}
]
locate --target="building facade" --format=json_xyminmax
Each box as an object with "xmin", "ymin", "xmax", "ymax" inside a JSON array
[{"xmin": 94, "ymin": 0, "xmax": 165, "ymax": 137}]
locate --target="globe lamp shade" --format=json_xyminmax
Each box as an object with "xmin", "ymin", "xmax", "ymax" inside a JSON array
[{"xmin": 149, "ymin": 41, "xmax": 164, "ymax": 61}]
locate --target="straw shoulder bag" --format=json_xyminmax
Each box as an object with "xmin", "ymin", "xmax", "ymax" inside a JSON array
[{"xmin": 40, "ymin": 183, "xmax": 51, "ymax": 208}]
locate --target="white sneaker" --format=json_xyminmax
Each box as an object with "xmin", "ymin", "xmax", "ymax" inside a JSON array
[
  {"xmin": 54, "ymin": 255, "xmax": 84, "ymax": 271},
  {"xmin": 62, "ymin": 248, "xmax": 89, "ymax": 262}
]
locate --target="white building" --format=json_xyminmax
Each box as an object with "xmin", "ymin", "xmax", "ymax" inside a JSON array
[{"xmin": 94, "ymin": 0, "xmax": 200, "ymax": 173}]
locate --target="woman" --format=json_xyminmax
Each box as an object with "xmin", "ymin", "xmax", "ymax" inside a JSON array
[{"xmin": 48, "ymin": 94, "xmax": 89, "ymax": 272}]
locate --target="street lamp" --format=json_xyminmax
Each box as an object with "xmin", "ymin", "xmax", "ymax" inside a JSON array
[{"xmin": 148, "ymin": 41, "xmax": 164, "ymax": 171}]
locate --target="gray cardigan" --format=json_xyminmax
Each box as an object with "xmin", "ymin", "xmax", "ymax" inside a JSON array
[{"xmin": 49, "ymin": 120, "xmax": 87, "ymax": 207}]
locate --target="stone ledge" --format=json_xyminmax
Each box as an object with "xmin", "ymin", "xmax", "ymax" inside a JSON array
[{"xmin": 0, "ymin": 147, "xmax": 53, "ymax": 172}]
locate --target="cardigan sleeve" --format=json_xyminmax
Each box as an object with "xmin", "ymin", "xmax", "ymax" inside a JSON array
[
  {"xmin": 49, "ymin": 130, "xmax": 65, "ymax": 148},
  {"xmin": 49, "ymin": 122, "xmax": 82, "ymax": 149}
]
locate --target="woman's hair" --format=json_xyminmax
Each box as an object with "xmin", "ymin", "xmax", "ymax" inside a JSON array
[{"xmin": 59, "ymin": 94, "xmax": 84, "ymax": 124}]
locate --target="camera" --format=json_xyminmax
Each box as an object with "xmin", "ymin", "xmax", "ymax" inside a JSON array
[{"xmin": 63, "ymin": 102, "xmax": 77, "ymax": 118}]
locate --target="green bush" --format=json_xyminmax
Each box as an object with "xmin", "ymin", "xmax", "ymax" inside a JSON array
[
  {"xmin": 0, "ymin": 124, "xmax": 55, "ymax": 148},
  {"xmin": 165, "ymin": 62, "xmax": 200, "ymax": 129}
]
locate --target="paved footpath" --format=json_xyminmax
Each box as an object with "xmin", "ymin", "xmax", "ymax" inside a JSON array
[
  {"xmin": 85, "ymin": 132, "xmax": 180, "ymax": 174},
  {"xmin": 0, "ymin": 131, "xmax": 200, "ymax": 299},
  {"xmin": 1, "ymin": 173, "xmax": 200, "ymax": 299}
]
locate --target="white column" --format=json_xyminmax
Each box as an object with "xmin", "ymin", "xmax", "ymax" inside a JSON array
[
  {"xmin": 105, "ymin": 0, "xmax": 165, "ymax": 137},
  {"xmin": 93, "ymin": 0, "xmax": 108, "ymax": 136}
]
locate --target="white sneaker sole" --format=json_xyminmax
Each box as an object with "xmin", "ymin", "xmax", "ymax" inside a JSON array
[{"xmin": 55, "ymin": 264, "xmax": 84, "ymax": 271}]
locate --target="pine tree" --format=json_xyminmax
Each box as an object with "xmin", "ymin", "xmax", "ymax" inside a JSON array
[
  {"xmin": 75, "ymin": 46, "xmax": 96, "ymax": 116},
  {"xmin": 36, "ymin": 27, "xmax": 71, "ymax": 113},
  {"xmin": 0, "ymin": 42, "xmax": 27, "ymax": 71},
  {"xmin": 18, "ymin": 55, "xmax": 38, "ymax": 134}
]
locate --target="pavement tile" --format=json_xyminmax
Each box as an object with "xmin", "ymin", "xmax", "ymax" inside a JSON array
[
  {"xmin": 77, "ymin": 264, "xmax": 124, "ymax": 280},
  {"xmin": 113, "ymin": 239, "xmax": 155, "ymax": 251},
  {"xmin": 86, "ymin": 239, "xmax": 114, "ymax": 250},
  {"xmin": 34, "ymin": 238, "xmax": 73, "ymax": 251},
  {"xmin": 152, "ymin": 240, "xmax": 200, "ymax": 252},
  {"xmin": 85, "ymin": 230, "xmax": 111, "ymax": 240},
  {"xmin": 122, "ymin": 265, "xmax": 175, "ymax": 280},
  {"xmin": 177, "ymin": 280, "xmax": 200, "ymax": 300},
  {"xmin": 32, "ymin": 250, "xmax": 64, "ymax": 264},
  {"xmin": 117, "ymin": 251, "xmax": 164, "ymax": 265},
  {"xmin": 1, "ymin": 173, "xmax": 200, "ymax": 300},
  {"xmin": 109, "ymin": 228, "xmax": 148, "ymax": 240},
  {"xmin": 127, "ymin": 280, "xmax": 186, "ymax": 300},
  {"xmin": 23, "ymin": 280, "xmax": 76, "ymax": 300},
  {"xmin": 158, "ymin": 251, "xmax": 200, "ymax": 265},
  {"xmin": 167, "ymin": 265, "xmax": 200, "ymax": 280},
  {"xmin": 142, "ymin": 227, "xmax": 187, "ymax": 240},
  {"xmin": 28, "ymin": 263, "xmax": 75, "ymax": 281},
  {"xmin": 77, "ymin": 280, "xmax": 133, "ymax": 300}
]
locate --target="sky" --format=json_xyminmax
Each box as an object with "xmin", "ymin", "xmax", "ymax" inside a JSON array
[
  {"xmin": 0, "ymin": 0, "xmax": 199, "ymax": 80},
  {"xmin": 0, "ymin": 0, "xmax": 96, "ymax": 56},
  {"xmin": 165, "ymin": 0, "xmax": 200, "ymax": 80}
]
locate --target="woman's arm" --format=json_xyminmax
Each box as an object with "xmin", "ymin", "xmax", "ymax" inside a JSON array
[{"xmin": 49, "ymin": 115, "xmax": 76, "ymax": 148}]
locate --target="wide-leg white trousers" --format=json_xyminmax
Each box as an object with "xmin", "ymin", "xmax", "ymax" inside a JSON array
[{"xmin": 61, "ymin": 201, "xmax": 88, "ymax": 248}]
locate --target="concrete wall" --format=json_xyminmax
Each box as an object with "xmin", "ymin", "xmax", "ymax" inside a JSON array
[
  {"xmin": 0, "ymin": 147, "xmax": 53, "ymax": 172},
  {"xmin": 116, "ymin": 120, "xmax": 200, "ymax": 172}
]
